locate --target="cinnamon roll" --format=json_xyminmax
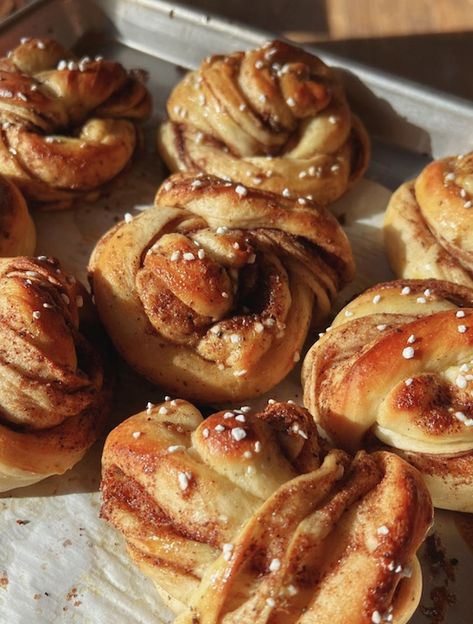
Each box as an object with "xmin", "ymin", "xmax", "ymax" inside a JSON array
[
  {"xmin": 158, "ymin": 40, "xmax": 369, "ymax": 204},
  {"xmin": 0, "ymin": 256, "xmax": 112, "ymax": 491},
  {"xmin": 101, "ymin": 399, "xmax": 432, "ymax": 624},
  {"xmin": 0, "ymin": 37, "xmax": 151, "ymax": 209},
  {"xmin": 89, "ymin": 173, "xmax": 354, "ymax": 403},
  {"xmin": 302, "ymin": 278, "xmax": 473, "ymax": 511},
  {"xmin": 0, "ymin": 173, "xmax": 35, "ymax": 256},
  {"xmin": 384, "ymin": 151, "xmax": 473, "ymax": 288}
]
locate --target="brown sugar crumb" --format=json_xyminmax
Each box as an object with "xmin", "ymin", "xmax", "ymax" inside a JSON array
[
  {"xmin": 66, "ymin": 587, "xmax": 78, "ymax": 602},
  {"xmin": 420, "ymin": 533, "xmax": 456, "ymax": 623},
  {"xmin": 0, "ymin": 572, "xmax": 8, "ymax": 589},
  {"xmin": 420, "ymin": 586, "xmax": 455, "ymax": 624},
  {"xmin": 33, "ymin": 593, "xmax": 42, "ymax": 600},
  {"xmin": 65, "ymin": 587, "xmax": 82, "ymax": 607},
  {"xmin": 425, "ymin": 533, "xmax": 455, "ymax": 581}
]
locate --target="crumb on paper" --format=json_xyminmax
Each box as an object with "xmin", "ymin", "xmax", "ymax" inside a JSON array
[
  {"xmin": 420, "ymin": 533, "xmax": 456, "ymax": 623},
  {"xmin": 65, "ymin": 586, "xmax": 82, "ymax": 608},
  {"xmin": 16, "ymin": 519, "xmax": 31, "ymax": 525},
  {"xmin": 424, "ymin": 533, "xmax": 455, "ymax": 581},
  {"xmin": 0, "ymin": 572, "xmax": 8, "ymax": 588},
  {"xmin": 66, "ymin": 587, "xmax": 78, "ymax": 601}
]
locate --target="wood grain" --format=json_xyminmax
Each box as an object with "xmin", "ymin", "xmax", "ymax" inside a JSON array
[{"xmin": 327, "ymin": 0, "xmax": 473, "ymax": 38}]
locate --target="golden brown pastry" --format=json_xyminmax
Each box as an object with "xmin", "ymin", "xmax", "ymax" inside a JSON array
[
  {"xmin": 158, "ymin": 40, "xmax": 370, "ymax": 204},
  {"xmin": 384, "ymin": 151, "xmax": 473, "ymax": 288},
  {"xmin": 0, "ymin": 0, "xmax": 22, "ymax": 19},
  {"xmin": 0, "ymin": 256, "xmax": 112, "ymax": 491},
  {"xmin": 0, "ymin": 37, "xmax": 151, "ymax": 209},
  {"xmin": 0, "ymin": 173, "xmax": 35, "ymax": 256},
  {"xmin": 101, "ymin": 399, "xmax": 433, "ymax": 624},
  {"xmin": 89, "ymin": 173, "xmax": 354, "ymax": 403},
  {"xmin": 302, "ymin": 278, "xmax": 473, "ymax": 512}
]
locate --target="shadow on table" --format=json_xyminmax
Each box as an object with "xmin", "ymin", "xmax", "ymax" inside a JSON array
[{"xmin": 298, "ymin": 31, "xmax": 473, "ymax": 102}]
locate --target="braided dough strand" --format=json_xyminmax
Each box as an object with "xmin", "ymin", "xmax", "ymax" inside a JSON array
[
  {"xmin": 302, "ymin": 278, "xmax": 473, "ymax": 511},
  {"xmin": 101, "ymin": 400, "xmax": 432, "ymax": 624},
  {"xmin": 0, "ymin": 38, "xmax": 151, "ymax": 209},
  {"xmin": 0, "ymin": 256, "xmax": 112, "ymax": 491},
  {"xmin": 385, "ymin": 152, "xmax": 473, "ymax": 287},
  {"xmin": 158, "ymin": 40, "xmax": 369, "ymax": 204}
]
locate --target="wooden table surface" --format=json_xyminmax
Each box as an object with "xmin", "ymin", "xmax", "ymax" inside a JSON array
[{"xmin": 184, "ymin": 0, "xmax": 473, "ymax": 101}]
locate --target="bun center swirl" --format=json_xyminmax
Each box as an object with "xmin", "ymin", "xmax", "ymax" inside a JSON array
[{"xmin": 137, "ymin": 224, "xmax": 296, "ymax": 369}]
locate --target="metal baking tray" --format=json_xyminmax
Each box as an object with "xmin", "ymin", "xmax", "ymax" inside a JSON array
[{"xmin": 1, "ymin": 1, "xmax": 473, "ymax": 623}]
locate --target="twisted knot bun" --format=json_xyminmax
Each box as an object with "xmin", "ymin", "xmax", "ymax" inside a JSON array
[
  {"xmin": 0, "ymin": 173, "xmax": 35, "ymax": 256},
  {"xmin": 302, "ymin": 278, "xmax": 473, "ymax": 511},
  {"xmin": 89, "ymin": 173, "xmax": 354, "ymax": 402},
  {"xmin": 158, "ymin": 40, "xmax": 369, "ymax": 204},
  {"xmin": 101, "ymin": 400, "xmax": 432, "ymax": 624},
  {"xmin": 385, "ymin": 151, "xmax": 473, "ymax": 288},
  {"xmin": 0, "ymin": 37, "xmax": 151, "ymax": 209},
  {"xmin": 0, "ymin": 256, "xmax": 111, "ymax": 491}
]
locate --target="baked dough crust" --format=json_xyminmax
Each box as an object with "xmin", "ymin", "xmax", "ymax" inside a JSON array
[
  {"xmin": 385, "ymin": 152, "xmax": 473, "ymax": 287},
  {"xmin": 303, "ymin": 278, "xmax": 473, "ymax": 511},
  {"xmin": 0, "ymin": 37, "xmax": 151, "ymax": 209},
  {"xmin": 0, "ymin": 256, "xmax": 112, "ymax": 491},
  {"xmin": 0, "ymin": 174, "xmax": 35, "ymax": 256},
  {"xmin": 158, "ymin": 40, "xmax": 369, "ymax": 204},
  {"xmin": 89, "ymin": 173, "xmax": 354, "ymax": 402},
  {"xmin": 101, "ymin": 400, "xmax": 432, "ymax": 624}
]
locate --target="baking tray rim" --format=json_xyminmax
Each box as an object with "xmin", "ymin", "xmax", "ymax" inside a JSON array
[{"xmin": 1, "ymin": 0, "xmax": 473, "ymax": 122}]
